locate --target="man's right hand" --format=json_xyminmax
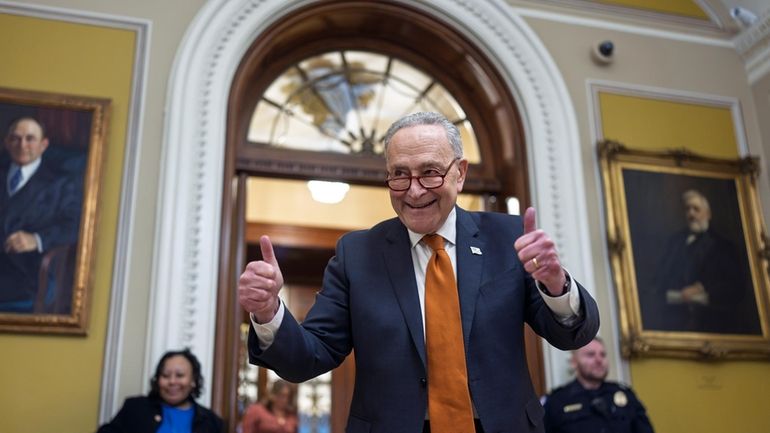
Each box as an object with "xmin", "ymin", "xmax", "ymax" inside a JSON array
[
  {"xmin": 238, "ymin": 235, "xmax": 284, "ymax": 324},
  {"xmin": 681, "ymin": 282, "xmax": 709, "ymax": 305},
  {"xmin": 4, "ymin": 230, "xmax": 39, "ymax": 253}
]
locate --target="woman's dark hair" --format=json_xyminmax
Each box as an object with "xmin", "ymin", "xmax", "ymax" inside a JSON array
[{"xmin": 149, "ymin": 348, "xmax": 203, "ymax": 400}]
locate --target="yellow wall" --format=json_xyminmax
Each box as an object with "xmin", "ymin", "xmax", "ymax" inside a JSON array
[
  {"xmin": 0, "ymin": 14, "xmax": 134, "ymax": 433},
  {"xmin": 596, "ymin": 0, "xmax": 709, "ymax": 19},
  {"xmin": 600, "ymin": 93, "xmax": 738, "ymax": 158},
  {"xmin": 599, "ymin": 92, "xmax": 770, "ymax": 433}
]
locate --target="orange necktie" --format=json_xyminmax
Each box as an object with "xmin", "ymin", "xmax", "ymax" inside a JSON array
[{"xmin": 423, "ymin": 234, "xmax": 475, "ymax": 433}]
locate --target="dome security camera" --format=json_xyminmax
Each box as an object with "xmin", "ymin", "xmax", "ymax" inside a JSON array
[
  {"xmin": 730, "ymin": 7, "xmax": 758, "ymax": 28},
  {"xmin": 591, "ymin": 40, "xmax": 614, "ymax": 65}
]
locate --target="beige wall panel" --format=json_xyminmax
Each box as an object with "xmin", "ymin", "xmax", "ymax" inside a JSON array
[
  {"xmin": 522, "ymin": 15, "xmax": 769, "ymax": 219},
  {"xmin": 525, "ymin": 14, "xmax": 770, "ymax": 433},
  {"xmin": 751, "ymin": 72, "xmax": 770, "ymax": 193}
]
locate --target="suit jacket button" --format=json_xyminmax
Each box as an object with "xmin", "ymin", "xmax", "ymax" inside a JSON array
[{"xmin": 420, "ymin": 378, "xmax": 427, "ymax": 387}]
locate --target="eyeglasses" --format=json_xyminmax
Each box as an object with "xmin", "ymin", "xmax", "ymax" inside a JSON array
[{"xmin": 385, "ymin": 158, "xmax": 460, "ymax": 192}]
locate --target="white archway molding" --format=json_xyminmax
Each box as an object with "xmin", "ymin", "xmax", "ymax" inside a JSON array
[{"xmin": 151, "ymin": 0, "xmax": 596, "ymax": 403}]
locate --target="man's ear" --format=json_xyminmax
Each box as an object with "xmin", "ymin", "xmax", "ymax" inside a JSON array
[
  {"xmin": 40, "ymin": 137, "xmax": 50, "ymax": 152},
  {"xmin": 456, "ymin": 158, "xmax": 469, "ymax": 191}
]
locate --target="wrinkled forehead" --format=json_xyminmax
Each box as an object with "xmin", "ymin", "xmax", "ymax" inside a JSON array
[{"xmin": 386, "ymin": 124, "xmax": 451, "ymax": 153}]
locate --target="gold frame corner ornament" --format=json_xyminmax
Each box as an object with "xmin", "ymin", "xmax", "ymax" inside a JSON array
[{"xmin": 598, "ymin": 140, "xmax": 770, "ymax": 360}]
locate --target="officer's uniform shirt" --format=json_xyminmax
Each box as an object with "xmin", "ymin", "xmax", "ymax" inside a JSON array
[{"xmin": 543, "ymin": 379, "xmax": 654, "ymax": 433}]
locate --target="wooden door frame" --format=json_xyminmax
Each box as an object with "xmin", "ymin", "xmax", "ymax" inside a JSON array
[{"xmin": 214, "ymin": 217, "xmax": 352, "ymax": 432}]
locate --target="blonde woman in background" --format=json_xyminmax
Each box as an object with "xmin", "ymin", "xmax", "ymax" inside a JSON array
[{"xmin": 241, "ymin": 380, "xmax": 298, "ymax": 433}]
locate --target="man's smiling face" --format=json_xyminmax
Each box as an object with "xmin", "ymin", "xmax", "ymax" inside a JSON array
[
  {"xmin": 5, "ymin": 118, "xmax": 49, "ymax": 166},
  {"xmin": 385, "ymin": 124, "xmax": 467, "ymax": 234}
]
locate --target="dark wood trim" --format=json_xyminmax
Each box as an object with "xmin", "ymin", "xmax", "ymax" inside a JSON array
[
  {"xmin": 212, "ymin": 173, "xmax": 248, "ymax": 429},
  {"xmin": 229, "ymin": 0, "xmax": 526, "ymax": 197},
  {"xmin": 246, "ymin": 222, "xmax": 347, "ymax": 249}
]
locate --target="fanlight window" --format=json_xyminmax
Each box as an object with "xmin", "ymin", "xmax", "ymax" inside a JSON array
[{"xmin": 247, "ymin": 50, "xmax": 481, "ymax": 163}]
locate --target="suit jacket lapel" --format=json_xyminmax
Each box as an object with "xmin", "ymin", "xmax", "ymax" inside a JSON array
[
  {"xmin": 455, "ymin": 208, "xmax": 484, "ymax": 345},
  {"xmin": 383, "ymin": 221, "xmax": 427, "ymax": 368}
]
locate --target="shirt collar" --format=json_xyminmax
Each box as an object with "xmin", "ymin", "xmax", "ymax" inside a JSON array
[
  {"xmin": 11, "ymin": 158, "xmax": 43, "ymax": 179},
  {"xmin": 407, "ymin": 207, "xmax": 457, "ymax": 248}
]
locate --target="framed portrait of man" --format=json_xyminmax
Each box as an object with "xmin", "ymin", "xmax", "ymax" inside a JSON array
[
  {"xmin": 0, "ymin": 87, "xmax": 109, "ymax": 335},
  {"xmin": 598, "ymin": 140, "xmax": 770, "ymax": 360}
]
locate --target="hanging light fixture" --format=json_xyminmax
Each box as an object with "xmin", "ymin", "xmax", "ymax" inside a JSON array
[{"xmin": 307, "ymin": 180, "xmax": 350, "ymax": 204}]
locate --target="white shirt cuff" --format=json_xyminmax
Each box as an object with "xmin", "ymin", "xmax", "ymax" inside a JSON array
[
  {"xmin": 34, "ymin": 233, "xmax": 43, "ymax": 253},
  {"xmin": 250, "ymin": 300, "xmax": 285, "ymax": 351},
  {"xmin": 536, "ymin": 270, "xmax": 581, "ymax": 325}
]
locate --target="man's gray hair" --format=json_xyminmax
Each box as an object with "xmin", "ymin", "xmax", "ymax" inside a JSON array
[{"xmin": 382, "ymin": 112, "xmax": 463, "ymax": 158}]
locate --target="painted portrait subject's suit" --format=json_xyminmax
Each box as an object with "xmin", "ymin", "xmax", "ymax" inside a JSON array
[
  {"xmin": 650, "ymin": 227, "xmax": 760, "ymax": 334},
  {"xmin": 0, "ymin": 157, "xmax": 82, "ymax": 309}
]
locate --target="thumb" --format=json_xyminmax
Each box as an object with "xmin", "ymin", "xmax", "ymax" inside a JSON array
[
  {"xmin": 259, "ymin": 235, "xmax": 279, "ymax": 266},
  {"xmin": 523, "ymin": 206, "xmax": 537, "ymax": 234}
]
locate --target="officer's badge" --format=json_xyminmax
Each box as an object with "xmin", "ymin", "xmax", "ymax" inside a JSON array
[
  {"xmin": 613, "ymin": 390, "xmax": 628, "ymax": 407},
  {"xmin": 563, "ymin": 403, "xmax": 582, "ymax": 413}
]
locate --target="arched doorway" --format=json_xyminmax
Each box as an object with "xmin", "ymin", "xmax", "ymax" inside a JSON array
[
  {"xmin": 149, "ymin": 0, "xmax": 593, "ymax": 430},
  {"xmin": 214, "ymin": 1, "xmax": 539, "ymax": 430}
]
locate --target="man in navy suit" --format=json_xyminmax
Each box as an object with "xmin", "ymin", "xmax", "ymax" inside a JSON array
[
  {"xmin": 238, "ymin": 112, "xmax": 599, "ymax": 433},
  {"xmin": 0, "ymin": 117, "xmax": 82, "ymax": 310}
]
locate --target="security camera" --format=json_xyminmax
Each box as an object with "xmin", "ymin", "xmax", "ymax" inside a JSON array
[
  {"xmin": 730, "ymin": 7, "xmax": 758, "ymax": 28},
  {"xmin": 591, "ymin": 40, "xmax": 614, "ymax": 65}
]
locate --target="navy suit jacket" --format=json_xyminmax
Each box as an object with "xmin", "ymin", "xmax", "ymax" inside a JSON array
[
  {"xmin": 0, "ymin": 159, "xmax": 82, "ymax": 297},
  {"xmin": 249, "ymin": 208, "xmax": 599, "ymax": 433}
]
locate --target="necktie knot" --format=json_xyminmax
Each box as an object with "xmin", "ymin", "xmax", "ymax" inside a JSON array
[
  {"xmin": 9, "ymin": 169, "xmax": 22, "ymax": 194},
  {"xmin": 423, "ymin": 234, "xmax": 445, "ymax": 252}
]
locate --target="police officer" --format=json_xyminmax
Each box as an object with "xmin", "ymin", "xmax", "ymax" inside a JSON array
[{"xmin": 543, "ymin": 337, "xmax": 654, "ymax": 433}]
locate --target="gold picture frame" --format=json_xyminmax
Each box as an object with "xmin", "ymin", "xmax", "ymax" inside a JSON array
[
  {"xmin": 0, "ymin": 87, "xmax": 110, "ymax": 334},
  {"xmin": 598, "ymin": 140, "xmax": 770, "ymax": 359}
]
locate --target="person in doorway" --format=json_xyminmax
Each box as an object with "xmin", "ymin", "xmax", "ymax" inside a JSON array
[
  {"xmin": 238, "ymin": 111, "xmax": 599, "ymax": 433},
  {"xmin": 96, "ymin": 348, "xmax": 224, "ymax": 433},
  {"xmin": 543, "ymin": 337, "xmax": 654, "ymax": 433},
  {"xmin": 240, "ymin": 379, "xmax": 298, "ymax": 433}
]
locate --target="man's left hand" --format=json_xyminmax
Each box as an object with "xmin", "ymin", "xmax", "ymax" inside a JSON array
[{"xmin": 514, "ymin": 207, "xmax": 567, "ymax": 295}]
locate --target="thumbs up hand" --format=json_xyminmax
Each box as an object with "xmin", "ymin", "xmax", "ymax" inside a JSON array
[
  {"xmin": 513, "ymin": 207, "xmax": 568, "ymax": 295},
  {"xmin": 238, "ymin": 235, "xmax": 285, "ymax": 323}
]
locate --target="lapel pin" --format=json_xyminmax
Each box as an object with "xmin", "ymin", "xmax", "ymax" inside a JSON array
[{"xmin": 470, "ymin": 246, "xmax": 482, "ymax": 255}]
